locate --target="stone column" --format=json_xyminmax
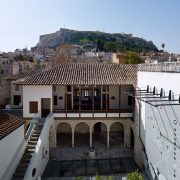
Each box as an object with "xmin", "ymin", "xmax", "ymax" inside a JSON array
[
  {"xmin": 90, "ymin": 127, "xmax": 92, "ymax": 148},
  {"xmin": 72, "ymin": 128, "xmax": 75, "ymax": 148},
  {"xmin": 124, "ymin": 124, "xmax": 131, "ymax": 148},
  {"xmin": 107, "ymin": 130, "xmax": 110, "ymax": 148}
]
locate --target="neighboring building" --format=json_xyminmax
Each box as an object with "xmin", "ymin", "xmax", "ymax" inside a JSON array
[
  {"xmin": 112, "ymin": 53, "xmax": 124, "ymax": 64},
  {"xmin": 0, "ymin": 59, "xmax": 19, "ymax": 76},
  {"xmin": 19, "ymin": 61, "xmax": 36, "ymax": 72},
  {"xmin": 138, "ymin": 63, "xmax": 180, "ymax": 179},
  {"xmin": 0, "ymin": 69, "xmax": 47, "ymax": 109},
  {"xmin": 0, "ymin": 112, "xmax": 25, "ymax": 180}
]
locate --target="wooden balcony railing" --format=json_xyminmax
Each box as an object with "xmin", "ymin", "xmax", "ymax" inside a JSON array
[{"xmin": 53, "ymin": 109, "xmax": 132, "ymax": 113}]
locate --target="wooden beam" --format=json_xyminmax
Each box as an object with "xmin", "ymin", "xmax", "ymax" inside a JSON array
[
  {"xmin": 119, "ymin": 85, "xmax": 121, "ymax": 117},
  {"xmin": 79, "ymin": 86, "xmax": 81, "ymax": 117},
  {"xmin": 106, "ymin": 85, "xmax": 107, "ymax": 117},
  {"xmin": 92, "ymin": 87, "xmax": 94, "ymax": 117},
  {"xmin": 65, "ymin": 85, "xmax": 67, "ymax": 118}
]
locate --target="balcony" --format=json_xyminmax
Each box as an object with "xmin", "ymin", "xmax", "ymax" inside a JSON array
[{"xmin": 53, "ymin": 109, "xmax": 133, "ymax": 118}]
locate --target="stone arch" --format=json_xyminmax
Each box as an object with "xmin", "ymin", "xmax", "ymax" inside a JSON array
[
  {"xmin": 92, "ymin": 122, "xmax": 107, "ymax": 147},
  {"xmin": 57, "ymin": 122, "xmax": 72, "ymax": 146},
  {"xmin": 130, "ymin": 127, "xmax": 135, "ymax": 148},
  {"xmin": 74, "ymin": 122, "xmax": 90, "ymax": 146},
  {"xmin": 110, "ymin": 122, "xmax": 124, "ymax": 146}
]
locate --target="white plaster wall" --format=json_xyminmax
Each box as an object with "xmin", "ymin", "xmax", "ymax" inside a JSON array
[
  {"xmin": 138, "ymin": 71, "xmax": 180, "ymax": 179},
  {"xmin": 120, "ymin": 85, "xmax": 132, "ymax": 109},
  {"xmin": 0, "ymin": 126, "xmax": 24, "ymax": 179},
  {"xmin": 23, "ymin": 85, "xmax": 52, "ymax": 118},
  {"xmin": 138, "ymin": 71, "xmax": 180, "ymax": 145},
  {"xmin": 109, "ymin": 86, "xmax": 119, "ymax": 109},
  {"xmin": 11, "ymin": 84, "xmax": 23, "ymax": 107},
  {"xmin": 24, "ymin": 114, "xmax": 54, "ymax": 180},
  {"xmin": 53, "ymin": 85, "xmax": 65, "ymax": 109}
]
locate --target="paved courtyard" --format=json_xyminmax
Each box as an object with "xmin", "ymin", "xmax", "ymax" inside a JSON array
[{"xmin": 50, "ymin": 134, "xmax": 133, "ymax": 161}]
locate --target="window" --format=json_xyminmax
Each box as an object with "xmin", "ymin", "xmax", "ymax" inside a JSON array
[
  {"xmin": 15, "ymin": 85, "xmax": 19, "ymax": 91},
  {"xmin": 94, "ymin": 89, "xmax": 100, "ymax": 96},
  {"xmin": 128, "ymin": 96, "xmax": 133, "ymax": 106},
  {"xmin": 84, "ymin": 89, "xmax": 89, "ymax": 96},
  {"xmin": 103, "ymin": 86, "xmax": 109, "ymax": 92},
  {"xmin": 29, "ymin": 101, "xmax": 38, "ymax": 113},
  {"xmin": 67, "ymin": 85, "xmax": 71, "ymax": 92},
  {"xmin": 75, "ymin": 89, "xmax": 79, "ymax": 96},
  {"xmin": 54, "ymin": 95, "xmax": 57, "ymax": 105},
  {"xmin": 14, "ymin": 95, "xmax": 21, "ymax": 105}
]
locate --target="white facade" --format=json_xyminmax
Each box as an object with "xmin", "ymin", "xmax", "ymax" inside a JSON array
[
  {"xmin": 0, "ymin": 125, "xmax": 25, "ymax": 179},
  {"xmin": 138, "ymin": 71, "xmax": 180, "ymax": 180},
  {"xmin": 23, "ymin": 85, "xmax": 53, "ymax": 118}
]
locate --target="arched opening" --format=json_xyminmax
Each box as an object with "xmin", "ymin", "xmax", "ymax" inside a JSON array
[
  {"xmin": 74, "ymin": 122, "xmax": 89, "ymax": 147},
  {"xmin": 110, "ymin": 122, "xmax": 124, "ymax": 147},
  {"xmin": 57, "ymin": 122, "xmax": 72, "ymax": 147},
  {"xmin": 131, "ymin": 127, "xmax": 135, "ymax": 148},
  {"xmin": 92, "ymin": 122, "xmax": 107, "ymax": 147}
]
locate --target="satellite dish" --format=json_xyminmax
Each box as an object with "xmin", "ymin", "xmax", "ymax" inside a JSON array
[{"xmin": 158, "ymin": 174, "xmax": 167, "ymax": 180}]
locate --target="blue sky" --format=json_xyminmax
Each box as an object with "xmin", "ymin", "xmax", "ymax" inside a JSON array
[{"xmin": 0, "ymin": 0, "xmax": 180, "ymax": 53}]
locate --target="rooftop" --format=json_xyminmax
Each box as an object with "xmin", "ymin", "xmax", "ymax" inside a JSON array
[
  {"xmin": 0, "ymin": 112, "xmax": 25, "ymax": 140},
  {"xmin": 138, "ymin": 62, "xmax": 180, "ymax": 73},
  {"xmin": 4, "ymin": 68, "xmax": 48, "ymax": 80},
  {"xmin": 13, "ymin": 63, "xmax": 137, "ymax": 86}
]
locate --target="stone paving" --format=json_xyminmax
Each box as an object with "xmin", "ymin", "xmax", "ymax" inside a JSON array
[{"xmin": 50, "ymin": 134, "xmax": 133, "ymax": 161}]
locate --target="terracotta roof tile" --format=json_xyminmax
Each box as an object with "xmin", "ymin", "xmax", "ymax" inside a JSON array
[
  {"xmin": 0, "ymin": 112, "xmax": 25, "ymax": 140},
  {"xmin": 4, "ymin": 69, "xmax": 48, "ymax": 81},
  {"xmin": 14, "ymin": 63, "xmax": 137, "ymax": 86}
]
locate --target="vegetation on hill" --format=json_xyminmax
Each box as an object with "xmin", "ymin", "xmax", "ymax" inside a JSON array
[{"xmin": 36, "ymin": 28, "xmax": 158, "ymax": 53}]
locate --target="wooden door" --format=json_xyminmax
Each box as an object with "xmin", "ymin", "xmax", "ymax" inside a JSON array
[
  {"xmin": 66, "ymin": 94, "xmax": 72, "ymax": 110},
  {"xmin": 41, "ymin": 98, "xmax": 50, "ymax": 118},
  {"xmin": 102, "ymin": 94, "xmax": 109, "ymax": 110}
]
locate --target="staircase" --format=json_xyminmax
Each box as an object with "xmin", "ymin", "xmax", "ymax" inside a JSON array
[{"xmin": 12, "ymin": 124, "xmax": 43, "ymax": 180}]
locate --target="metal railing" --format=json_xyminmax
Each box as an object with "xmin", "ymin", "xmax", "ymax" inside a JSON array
[{"xmin": 138, "ymin": 62, "xmax": 180, "ymax": 73}]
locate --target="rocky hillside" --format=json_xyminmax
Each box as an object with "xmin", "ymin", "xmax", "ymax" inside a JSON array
[{"xmin": 36, "ymin": 28, "xmax": 158, "ymax": 52}]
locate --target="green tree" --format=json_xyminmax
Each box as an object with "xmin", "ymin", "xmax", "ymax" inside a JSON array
[
  {"xmin": 161, "ymin": 43, "xmax": 165, "ymax": 52},
  {"xmin": 127, "ymin": 170, "xmax": 142, "ymax": 180},
  {"xmin": 123, "ymin": 51, "xmax": 144, "ymax": 64},
  {"xmin": 104, "ymin": 41, "xmax": 117, "ymax": 52}
]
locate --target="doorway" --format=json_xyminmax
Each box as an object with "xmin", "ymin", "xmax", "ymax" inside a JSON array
[
  {"xmin": 66, "ymin": 94, "xmax": 72, "ymax": 110},
  {"xmin": 102, "ymin": 94, "xmax": 109, "ymax": 110},
  {"xmin": 41, "ymin": 98, "xmax": 51, "ymax": 118}
]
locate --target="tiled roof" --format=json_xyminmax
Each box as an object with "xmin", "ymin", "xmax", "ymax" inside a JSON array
[
  {"xmin": 14, "ymin": 63, "xmax": 137, "ymax": 86},
  {"xmin": 4, "ymin": 69, "xmax": 48, "ymax": 81},
  {"xmin": 0, "ymin": 112, "xmax": 25, "ymax": 140}
]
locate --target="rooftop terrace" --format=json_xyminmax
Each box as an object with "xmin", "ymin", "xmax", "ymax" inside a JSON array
[{"xmin": 138, "ymin": 62, "xmax": 180, "ymax": 73}]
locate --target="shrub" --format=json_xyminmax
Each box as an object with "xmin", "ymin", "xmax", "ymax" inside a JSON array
[{"xmin": 127, "ymin": 170, "xmax": 142, "ymax": 180}]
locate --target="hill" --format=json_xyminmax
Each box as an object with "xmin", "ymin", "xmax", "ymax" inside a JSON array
[{"xmin": 35, "ymin": 28, "xmax": 158, "ymax": 52}]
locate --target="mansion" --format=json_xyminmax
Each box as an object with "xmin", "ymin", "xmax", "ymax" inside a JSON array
[{"xmin": 1, "ymin": 63, "xmax": 143, "ymax": 179}]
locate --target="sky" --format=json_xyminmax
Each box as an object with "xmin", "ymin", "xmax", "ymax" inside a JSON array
[{"xmin": 0, "ymin": 0, "xmax": 180, "ymax": 53}]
